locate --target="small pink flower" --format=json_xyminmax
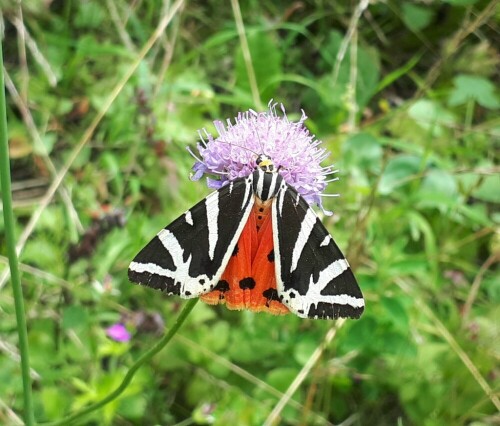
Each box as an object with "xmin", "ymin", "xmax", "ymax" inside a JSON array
[
  {"xmin": 105, "ymin": 323, "xmax": 131, "ymax": 342},
  {"xmin": 189, "ymin": 101, "xmax": 338, "ymax": 214}
]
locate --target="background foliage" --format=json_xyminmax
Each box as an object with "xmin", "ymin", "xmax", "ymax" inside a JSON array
[{"xmin": 1, "ymin": 0, "xmax": 499, "ymax": 425}]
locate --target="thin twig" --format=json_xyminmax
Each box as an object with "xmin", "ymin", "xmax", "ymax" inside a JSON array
[
  {"xmin": 331, "ymin": 0, "xmax": 370, "ymax": 89},
  {"xmin": 106, "ymin": 0, "xmax": 137, "ymax": 52},
  {"xmin": 13, "ymin": 5, "xmax": 28, "ymax": 101},
  {"xmin": 0, "ymin": 339, "xmax": 41, "ymax": 380},
  {"xmin": 363, "ymin": 8, "xmax": 388, "ymax": 45},
  {"xmin": 263, "ymin": 320, "xmax": 346, "ymax": 426},
  {"xmin": 0, "ymin": 255, "xmax": 72, "ymax": 288},
  {"xmin": 230, "ymin": 0, "xmax": 263, "ymax": 110},
  {"xmin": 2, "ymin": 69, "xmax": 83, "ymax": 236},
  {"xmin": 154, "ymin": 0, "xmax": 182, "ymax": 97},
  {"xmin": 346, "ymin": 27, "xmax": 358, "ymax": 132},
  {"xmin": 0, "ymin": 397, "xmax": 24, "ymax": 426},
  {"xmin": 462, "ymin": 251, "xmax": 499, "ymax": 320},
  {"xmin": 11, "ymin": 16, "xmax": 57, "ymax": 87}
]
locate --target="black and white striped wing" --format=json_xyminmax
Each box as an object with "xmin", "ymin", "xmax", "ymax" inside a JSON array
[
  {"xmin": 272, "ymin": 182, "xmax": 364, "ymax": 319},
  {"xmin": 129, "ymin": 176, "xmax": 255, "ymax": 298}
]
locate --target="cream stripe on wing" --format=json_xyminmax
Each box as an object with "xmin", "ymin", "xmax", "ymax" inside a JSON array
[
  {"xmin": 205, "ymin": 191, "xmax": 219, "ymax": 260},
  {"xmin": 290, "ymin": 208, "xmax": 317, "ymax": 272}
]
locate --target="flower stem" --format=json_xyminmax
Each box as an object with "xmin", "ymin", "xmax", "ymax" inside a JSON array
[
  {"xmin": 42, "ymin": 298, "xmax": 199, "ymax": 425},
  {"xmin": 0, "ymin": 41, "xmax": 36, "ymax": 426}
]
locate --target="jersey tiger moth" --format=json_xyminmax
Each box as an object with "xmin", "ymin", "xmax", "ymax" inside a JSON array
[{"xmin": 129, "ymin": 153, "xmax": 364, "ymax": 320}]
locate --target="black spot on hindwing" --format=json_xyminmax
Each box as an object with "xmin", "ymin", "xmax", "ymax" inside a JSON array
[
  {"xmin": 267, "ymin": 249, "xmax": 274, "ymax": 262},
  {"xmin": 262, "ymin": 288, "xmax": 279, "ymax": 307},
  {"xmin": 215, "ymin": 280, "xmax": 230, "ymax": 292},
  {"xmin": 239, "ymin": 277, "xmax": 256, "ymax": 290}
]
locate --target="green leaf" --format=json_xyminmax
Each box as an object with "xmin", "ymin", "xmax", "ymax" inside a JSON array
[
  {"xmin": 448, "ymin": 75, "xmax": 500, "ymax": 109},
  {"xmin": 118, "ymin": 395, "xmax": 147, "ymax": 420},
  {"xmin": 378, "ymin": 155, "xmax": 422, "ymax": 195},
  {"xmin": 442, "ymin": 0, "xmax": 478, "ymax": 5},
  {"xmin": 75, "ymin": 1, "xmax": 105, "ymax": 29},
  {"xmin": 472, "ymin": 175, "xmax": 500, "ymax": 203},
  {"xmin": 62, "ymin": 305, "xmax": 89, "ymax": 330},
  {"xmin": 342, "ymin": 132, "xmax": 383, "ymax": 172},
  {"xmin": 416, "ymin": 169, "xmax": 459, "ymax": 211},
  {"xmin": 265, "ymin": 368, "xmax": 299, "ymax": 392},
  {"xmin": 484, "ymin": 277, "xmax": 500, "ymax": 303},
  {"xmin": 293, "ymin": 339, "xmax": 317, "ymax": 365},
  {"xmin": 381, "ymin": 297, "xmax": 409, "ymax": 331},
  {"xmin": 41, "ymin": 386, "xmax": 71, "ymax": 420},
  {"xmin": 408, "ymin": 100, "xmax": 456, "ymax": 136},
  {"xmin": 342, "ymin": 316, "xmax": 377, "ymax": 351},
  {"xmin": 420, "ymin": 169, "xmax": 457, "ymax": 196},
  {"xmin": 378, "ymin": 331, "xmax": 416, "ymax": 357},
  {"xmin": 402, "ymin": 3, "xmax": 434, "ymax": 32}
]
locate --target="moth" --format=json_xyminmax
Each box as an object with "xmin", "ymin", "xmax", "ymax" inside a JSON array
[{"xmin": 129, "ymin": 155, "xmax": 364, "ymax": 319}]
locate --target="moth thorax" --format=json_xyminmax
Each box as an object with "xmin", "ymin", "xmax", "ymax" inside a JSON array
[
  {"xmin": 256, "ymin": 154, "xmax": 275, "ymax": 173},
  {"xmin": 252, "ymin": 168, "xmax": 283, "ymax": 201}
]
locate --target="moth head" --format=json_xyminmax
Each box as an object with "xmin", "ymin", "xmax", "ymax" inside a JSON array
[{"xmin": 256, "ymin": 154, "xmax": 275, "ymax": 173}]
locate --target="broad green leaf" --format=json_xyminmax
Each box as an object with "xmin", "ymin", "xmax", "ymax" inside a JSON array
[
  {"xmin": 62, "ymin": 305, "xmax": 88, "ymax": 330},
  {"xmin": 420, "ymin": 169, "xmax": 457, "ymax": 196},
  {"xmin": 265, "ymin": 368, "xmax": 299, "ymax": 393},
  {"xmin": 381, "ymin": 297, "xmax": 409, "ymax": 331},
  {"xmin": 75, "ymin": 1, "xmax": 105, "ymax": 29},
  {"xmin": 378, "ymin": 155, "xmax": 422, "ymax": 195},
  {"xmin": 118, "ymin": 395, "xmax": 147, "ymax": 420},
  {"xmin": 402, "ymin": 3, "xmax": 434, "ymax": 32},
  {"xmin": 416, "ymin": 169, "xmax": 459, "ymax": 211},
  {"xmin": 442, "ymin": 0, "xmax": 478, "ymax": 5},
  {"xmin": 293, "ymin": 339, "xmax": 317, "ymax": 365},
  {"xmin": 42, "ymin": 387, "xmax": 71, "ymax": 420},
  {"xmin": 448, "ymin": 75, "xmax": 500, "ymax": 109},
  {"xmin": 408, "ymin": 100, "xmax": 456, "ymax": 136},
  {"xmin": 471, "ymin": 175, "xmax": 500, "ymax": 203},
  {"xmin": 342, "ymin": 132, "xmax": 383, "ymax": 171}
]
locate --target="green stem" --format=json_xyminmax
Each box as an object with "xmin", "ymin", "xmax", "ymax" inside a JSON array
[
  {"xmin": 42, "ymin": 298, "xmax": 199, "ymax": 426},
  {"xmin": 0, "ymin": 41, "xmax": 36, "ymax": 426}
]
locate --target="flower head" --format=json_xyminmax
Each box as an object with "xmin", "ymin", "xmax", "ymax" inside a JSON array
[
  {"xmin": 105, "ymin": 323, "xmax": 131, "ymax": 342},
  {"xmin": 190, "ymin": 101, "xmax": 337, "ymax": 213}
]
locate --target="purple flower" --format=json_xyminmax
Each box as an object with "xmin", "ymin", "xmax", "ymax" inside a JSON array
[
  {"xmin": 189, "ymin": 101, "xmax": 337, "ymax": 214},
  {"xmin": 105, "ymin": 323, "xmax": 131, "ymax": 342}
]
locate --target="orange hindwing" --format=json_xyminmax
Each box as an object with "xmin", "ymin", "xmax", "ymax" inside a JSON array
[{"xmin": 201, "ymin": 199, "xmax": 289, "ymax": 315}]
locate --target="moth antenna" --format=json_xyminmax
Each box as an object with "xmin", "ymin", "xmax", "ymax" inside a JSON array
[
  {"xmin": 197, "ymin": 130, "xmax": 208, "ymax": 147},
  {"xmin": 186, "ymin": 145, "xmax": 204, "ymax": 163},
  {"xmin": 215, "ymin": 138, "xmax": 260, "ymax": 158},
  {"xmin": 319, "ymin": 169, "xmax": 339, "ymax": 176},
  {"xmin": 323, "ymin": 177, "xmax": 340, "ymax": 183},
  {"xmin": 318, "ymin": 192, "xmax": 341, "ymax": 197},
  {"xmin": 186, "ymin": 146, "xmax": 228, "ymax": 175}
]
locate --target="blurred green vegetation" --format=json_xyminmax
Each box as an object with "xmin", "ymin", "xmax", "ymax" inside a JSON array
[{"xmin": 1, "ymin": 0, "xmax": 499, "ymax": 425}]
